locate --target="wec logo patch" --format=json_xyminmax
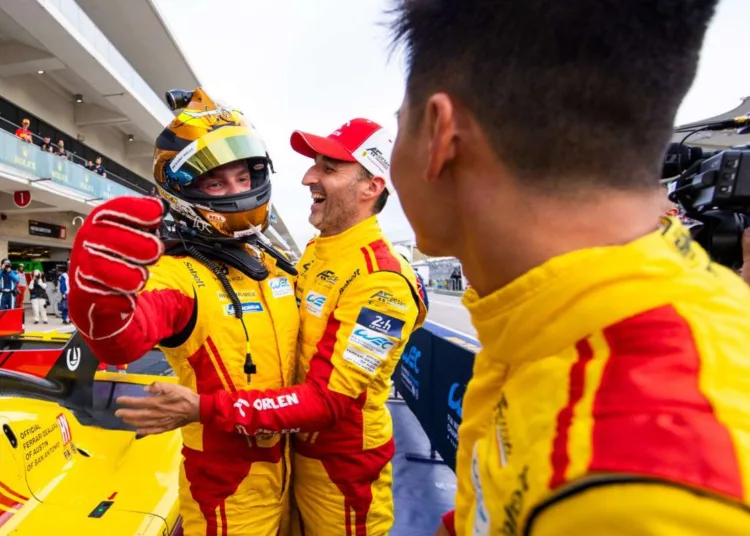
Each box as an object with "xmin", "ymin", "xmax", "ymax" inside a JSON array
[
  {"xmin": 349, "ymin": 325, "xmax": 396, "ymax": 358},
  {"xmin": 268, "ymin": 277, "xmax": 293, "ymax": 298}
]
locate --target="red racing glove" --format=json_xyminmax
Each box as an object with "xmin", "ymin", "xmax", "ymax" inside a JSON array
[{"xmin": 69, "ymin": 196, "xmax": 165, "ymax": 341}]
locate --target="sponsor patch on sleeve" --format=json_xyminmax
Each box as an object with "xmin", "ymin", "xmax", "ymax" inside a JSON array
[
  {"xmin": 342, "ymin": 346, "xmax": 384, "ymax": 374},
  {"xmin": 305, "ymin": 291, "xmax": 326, "ymax": 317},
  {"xmin": 348, "ymin": 325, "xmax": 396, "ymax": 358},
  {"xmin": 355, "ymin": 307, "xmax": 404, "ymax": 338}
]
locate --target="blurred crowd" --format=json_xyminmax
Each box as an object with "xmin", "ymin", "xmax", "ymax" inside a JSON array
[{"xmin": 15, "ymin": 117, "xmax": 108, "ymax": 178}]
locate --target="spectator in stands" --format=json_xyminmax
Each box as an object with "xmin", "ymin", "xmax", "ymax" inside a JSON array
[
  {"xmin": 388, "ymin": 1, "xmax": 750, "ymax": 535},
  {"xmin": 28, "ymin": 269, "xmax": 49, "ymax": 324},
  {"xmin": 40, "ymin": 136, "xmax": 53, "ymax": 152},
  {"xmin": 93, "ymin": 156, "xmax": 106, "ymax": 175},
  {"xmin": 15, "ymin": 118, "xmax": 32, "ymax": 143},
  {"xmin": 85, "ymin": 160, "xmax": 95, "ymax": 171},
  {"xmin": 0, "ymin": 260, "xmax": 19, "ymax": 310},
  {"xmin": 55, "ymin": 140, "xmax": 68, "ymax": 160}
]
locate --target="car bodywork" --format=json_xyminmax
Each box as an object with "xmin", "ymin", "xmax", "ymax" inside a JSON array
[{"xmin": 0, "ymin": 309, "xmax": 183, "ymax": 535}]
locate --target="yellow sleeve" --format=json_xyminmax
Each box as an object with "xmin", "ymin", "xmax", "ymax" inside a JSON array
[
  {"xmin": 530, "ymin": 482, "xmax": 750, "ymax": 536},
  {"xmin": 141, "ymin": 255, "xmax": 195, "ymax": 296},
  {"xmin": 326, "ymin": 270, "xmax": 421, "ymax": 398}
]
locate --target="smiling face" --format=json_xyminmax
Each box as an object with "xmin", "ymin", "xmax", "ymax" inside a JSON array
[
  {"xmin": 194, "ymin": 160, "xmax": 252, "ymax": 196},
  {"xmin": 302, "ymin": 155, "xmax": 375, "ymax": 236}
]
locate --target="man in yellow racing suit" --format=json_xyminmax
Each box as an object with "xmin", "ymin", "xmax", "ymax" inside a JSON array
[
  {"xmin": 446, "ymin": 217, "xmax": 750, "ymax": 535},
  {"xmin": 386, "ymin": 0, "xmax": 750, "ymax": 534},
  {"xmin": 115, "ymin": 118, "xmax": 428, "ymax": 536},
  {"xmin": 68, "ymin": 89, "xmax": 298, "ymax": 536}
]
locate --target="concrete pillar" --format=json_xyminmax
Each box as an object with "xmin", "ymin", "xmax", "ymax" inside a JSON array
[{"xmin": 0, "ymin": 239, "xmax": 7, "ymax": 262}]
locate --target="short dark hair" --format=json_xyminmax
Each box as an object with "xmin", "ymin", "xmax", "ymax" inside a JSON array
[
  {"xmin": 359, "ymin": 165, "xmax": 390, "ymax": 214},
  {"xmin": 390, "ymin": 0, "xmax": 718, "ymax": 191}
]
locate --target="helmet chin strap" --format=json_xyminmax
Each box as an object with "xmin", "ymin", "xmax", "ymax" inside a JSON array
[
  {"xmin": 160, "ymin": 224, "xmax": 272, "ymax": 379},
  {"xmin": 242, "ymin": 225, "xmax": 298, "ymax": 277}
]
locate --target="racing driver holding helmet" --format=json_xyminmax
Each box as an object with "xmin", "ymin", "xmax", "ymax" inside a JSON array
[{"xmin": 67, "ymin": 88, "xmax": 299, "ymax": 536}]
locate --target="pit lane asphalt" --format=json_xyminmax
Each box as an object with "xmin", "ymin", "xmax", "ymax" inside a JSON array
[{"xmin": 425, "ymin": 291, "xmax": 476, "ymax": 339}]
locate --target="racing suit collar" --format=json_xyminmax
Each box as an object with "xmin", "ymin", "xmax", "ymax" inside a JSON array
[
  {"xmin": 462, "ymin": 217, "xmax": 719, "ymax": 367},
  {"xmin": 314, "ymin": 216, "xmax": 382, "ymax": 260}
]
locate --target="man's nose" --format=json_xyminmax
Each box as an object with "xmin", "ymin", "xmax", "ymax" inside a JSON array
[{"xmin": 301, "ymin": 168, "xmax": 318, "ymax": 186}]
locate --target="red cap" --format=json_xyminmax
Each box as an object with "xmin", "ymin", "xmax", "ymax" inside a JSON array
[{"xmin": 290, "ymin": 118, "xmax": 393, "ymax": 184}]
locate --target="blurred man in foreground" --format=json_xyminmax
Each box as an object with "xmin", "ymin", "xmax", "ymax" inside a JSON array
[
  {"xmin": 388, "ymin": 0, "xmax": 750, "ymax": 535},
  {"xmin": 116, "ymin": 118, "xmax": 427, "ymax": 535}
]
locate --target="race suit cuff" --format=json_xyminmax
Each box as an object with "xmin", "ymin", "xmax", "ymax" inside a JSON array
[
  {"xmin": 198, "ymin": 394, "xmax": 217, "ymax": 425},
  {"xmin": 442, "ymin": 510, "xmax": 456, "ymax": 536}
]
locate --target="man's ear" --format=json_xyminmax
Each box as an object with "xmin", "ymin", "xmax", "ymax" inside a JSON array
[
  {"xmin": 425, "ymin": 93, "xmax": 458, "ymax": 184},
  {"xmin": 362, "ymin": 175, "xmax": 386, "ymax": 202}
]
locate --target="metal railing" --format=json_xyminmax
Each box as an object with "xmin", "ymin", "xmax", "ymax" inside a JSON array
[
  {"xmin": 0, "ymin": 125, "xmax": 139, "ymax": 204},
  {"xmin": 0, "ymin": 115, "xmax": 148, "ymax": 194}
]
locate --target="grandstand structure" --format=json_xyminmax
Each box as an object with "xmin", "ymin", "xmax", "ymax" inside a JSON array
[{"xmin": 0, "ymin": 0, "xmax": 300, "ymax": 262}]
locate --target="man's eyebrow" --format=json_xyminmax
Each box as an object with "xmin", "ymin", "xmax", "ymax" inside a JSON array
[{"xmin": 320, "ymin": 156, "xmax": 339, "ymax": 166}]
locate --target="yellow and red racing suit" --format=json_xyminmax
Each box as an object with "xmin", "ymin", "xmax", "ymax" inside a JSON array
[
  {"xmin": 442, "ymin": 216, "xmax": 750, "ymax": 535},
  {"xmin": 201, "ymin": 216, "xmax": 427, "ymax": 536},
  {"xmin": 87, "ymin": 252, "xmax": 299, "ymax": 536}
]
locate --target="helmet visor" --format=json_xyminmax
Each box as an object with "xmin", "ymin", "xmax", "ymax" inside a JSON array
[{"xmin": 167, "ymin": 125, "xmax": 268, "ymax": 188}]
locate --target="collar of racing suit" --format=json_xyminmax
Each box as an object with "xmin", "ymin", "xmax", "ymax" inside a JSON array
[
  {"xmin": 312, "ymin": 215, "xmax": 382, "ymax": 260},
  {"xmin": 462, "ymin": 216, "xmax": 749, "ymax": 367}
]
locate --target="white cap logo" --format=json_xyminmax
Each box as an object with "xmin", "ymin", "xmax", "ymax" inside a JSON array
[{"xmin": 353, "ymin": 127, "xmax": 394, "ymax": 189}]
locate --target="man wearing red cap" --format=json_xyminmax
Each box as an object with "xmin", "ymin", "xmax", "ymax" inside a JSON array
[{"xmin": 115, "ymin": 118, "xmax": 428, "ymax": 536}]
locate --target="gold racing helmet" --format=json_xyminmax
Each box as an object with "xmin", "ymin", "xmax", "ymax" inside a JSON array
[{"xmin": 152, "ymin": 88, "xmax": 273, "ymax": 238}]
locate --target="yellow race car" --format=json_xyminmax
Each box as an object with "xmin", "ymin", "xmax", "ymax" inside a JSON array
[{"xmin": 0, "ymin": 308, "xmax": 183, "ymax": 535}]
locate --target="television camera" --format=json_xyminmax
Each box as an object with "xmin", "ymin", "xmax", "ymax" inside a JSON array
[{"xmin": 664, "ymin": 114, "xmax": 750, "ymax": 269}]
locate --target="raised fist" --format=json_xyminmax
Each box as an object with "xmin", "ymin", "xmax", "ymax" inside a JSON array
[{"xmin": 69, "ymin": 196, "xmax": 166, "ymax": 340}]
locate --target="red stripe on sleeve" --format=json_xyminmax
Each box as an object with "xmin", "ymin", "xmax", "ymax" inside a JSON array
[
  {"xmin": 590, "ymin": 305, "xmax": 743, "ymax": 499},
  {"xmin": 548, "ymin": 338, "xmax": 594, "ymax": 489},
  {"xmin": 368, "ymin": 240, "xmax": 402, "ymax": 273},
  {"xmin": 361, "ymin": 247, "xmax": 374, "ymax": 274}
]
